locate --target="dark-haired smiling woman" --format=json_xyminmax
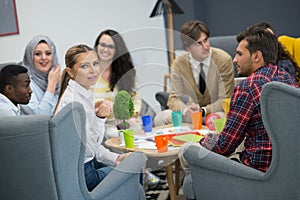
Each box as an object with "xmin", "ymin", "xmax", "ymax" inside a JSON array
[{"xmin": 91, "ymin": 29, "xmax": 142, "ymax": 139}]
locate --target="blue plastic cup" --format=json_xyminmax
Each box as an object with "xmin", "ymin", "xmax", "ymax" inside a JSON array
[{"xmin": 142, "ymin": 115, "xmax": 153, "ymax": 133}]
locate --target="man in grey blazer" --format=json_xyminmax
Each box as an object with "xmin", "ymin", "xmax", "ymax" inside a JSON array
[{"xmin": 155, "ymin": 20, "xmax": 234, "ymax": 125}]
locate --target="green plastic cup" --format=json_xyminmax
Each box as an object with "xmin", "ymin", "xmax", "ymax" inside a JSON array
[
  {"xmin": 214, "ymin": 118, "xmax": 226, "ymax": 133},
  {"xmin": 123, "ymin": 129, "xmax": 135, "ymax": 148}
]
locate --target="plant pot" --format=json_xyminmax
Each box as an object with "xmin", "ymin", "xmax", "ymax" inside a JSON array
[{"xmin": 116, "ymin": 120, "xmax": 130, "ymax": 130}]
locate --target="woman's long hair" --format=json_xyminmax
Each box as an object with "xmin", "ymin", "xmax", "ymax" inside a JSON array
[{"xmin": 94, "ymin": 29, "xmax": 136, "ymax": 95}]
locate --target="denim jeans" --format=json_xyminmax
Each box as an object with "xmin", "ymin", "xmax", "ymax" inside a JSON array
[{"xmin": 84, "ymin": 158, "xmax": 113, "ymax": 191}]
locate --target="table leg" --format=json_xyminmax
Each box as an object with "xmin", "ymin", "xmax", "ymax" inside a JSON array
[
  {"xmin": 165, "ymin": 164, "xmax": 176, "ymax": 200},
  {"xmin": 175, "ymin": 159, "xmax": 180, "ymax": 194}
]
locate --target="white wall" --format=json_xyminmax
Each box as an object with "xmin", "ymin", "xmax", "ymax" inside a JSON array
[{"xmin": 0, "ymin": 0, "xmax": 169, "ymax": 112}]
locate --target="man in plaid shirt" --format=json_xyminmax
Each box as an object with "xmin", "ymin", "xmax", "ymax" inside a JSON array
[{"xmin": 200, "ymin": 26, "xmax": 299, "ymax": 172}]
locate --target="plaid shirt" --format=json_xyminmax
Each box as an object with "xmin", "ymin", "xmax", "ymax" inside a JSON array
[{"xmin": 201, "ymin": 64, "xmax": 299, "ymax": 172}]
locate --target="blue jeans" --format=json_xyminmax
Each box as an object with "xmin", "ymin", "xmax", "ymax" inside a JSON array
[{"xmin": 84, "ymin": 158, "xmax": 113, "ymax": 191}]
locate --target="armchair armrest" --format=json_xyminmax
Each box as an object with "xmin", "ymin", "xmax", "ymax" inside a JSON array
[
  {"xmin": 155, "ymin": 91, "xmax": 189, "ymax": 111},
  {"xmin": 90, "ymin": 151, "xmax": 147, "ymax": 199},
  {"xmin": 182, "ymin": 144, "xmax": 266, "ymax": 180},
  {"xmin": 155, "ymin": 91, "xmax": 170, "ymax": 110}
]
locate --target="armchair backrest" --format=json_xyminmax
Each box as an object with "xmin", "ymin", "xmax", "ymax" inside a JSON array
[
  {"xmin": 49, "ymin": 102, "xmax": 88, "ymax": 199},
  {"xmin": 0, "ymin": 115, "xmax": 58, "ymax": 199},
  {"xmin": 209, "ymin": 35, "xmax": 238, "ymax": 59},
  {"xmin": 261, "ymin": 82, "xmax": 300, "ymax": 186},
  {"xmin": 0, "ymin": 102, "xmax": 88, "ymax": 200}
]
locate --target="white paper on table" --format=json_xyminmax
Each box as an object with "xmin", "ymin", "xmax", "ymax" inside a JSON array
[
  {"xmin": 134, "ymin": 139, "xmax": 180, "ymax": 150},
  {"xmin": 135, "ymin": 133, "xmax": 156, "ymax": 140},
  {"xmin": 153, "ymin": 126, "xmax": 191, "ymax": 134},
  {"xmin": 197, "ymin": 129, "xmax": 211, "ymax": 135},
  {"xmin": 134, "ymin": 138, "xmax": 157, "ymax": 149}
]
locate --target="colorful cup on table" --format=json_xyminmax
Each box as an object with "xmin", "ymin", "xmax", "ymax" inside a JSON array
[
  {"xmin": 222, "ymin": 98, "xmax": 231, "ymax": 116},
  {"xmin": 214, "ymin": 118, "xmax": 226, "ymax": 133},
  {"xmin": 142, "ymin": 115, "xmax": 153, "ymax": 133},
  {"xmin": 122, "ymin": 129, "xmax": 135, "ymax": 148},
  {"xmin": 172, "ymin": 111, "xmax": 182, "ymax": 127},
  {"xmin": 191, "ymin": 111, "xmax": 202, "ymax": 130},
  {"xmin": 154, "ymin": 135, "xmax": 169, "ymax": 153}
]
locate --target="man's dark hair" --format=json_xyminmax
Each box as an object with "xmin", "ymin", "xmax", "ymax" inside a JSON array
[
  {"xmin": 0, "ymin": 64, "xmax": 28, "ymax": 94},
  {"xmin": 180, "ymin": 20, "xmax": 210, "ymax": 50},
  {"xmin": 252, "ymin": 22, "xmax": 274, "ymax": 32},
  {"xmin": 249, "ymin": 22, "xmax": 300, "ymax": 81},
  {"xmin": 236, "ymin": 27, "xmax": 278, "ymax": 65}
]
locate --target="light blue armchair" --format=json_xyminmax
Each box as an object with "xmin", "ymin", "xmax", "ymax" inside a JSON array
[
  {"xmin": 0, "ymin": 102, "xmax": 147, "ymax": 200},
  {"xmin": 181, "ymin": 82, "xmax": 300, "ymax": 200}
]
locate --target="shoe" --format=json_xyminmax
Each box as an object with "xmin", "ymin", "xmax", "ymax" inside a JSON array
[{"xmin": 145, "ymin": 169, "xmax": 160, "ymax": 189}]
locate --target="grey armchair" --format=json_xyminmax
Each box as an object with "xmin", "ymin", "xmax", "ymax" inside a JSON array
[
  {"xmin": 181, "ymin": 82, "xmax": 300, "ymax": 200},
  {"xmin": 0, "ymin": 102, "xmax": 147, "ymax": 200}
]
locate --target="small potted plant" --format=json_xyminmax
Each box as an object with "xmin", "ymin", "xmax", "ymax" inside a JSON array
[{"xmin": 113, "ymin": 90, "xmax": 134, "ymax": 130}]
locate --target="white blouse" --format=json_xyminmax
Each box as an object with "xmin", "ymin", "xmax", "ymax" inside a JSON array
[{"xmin": 55, "ymin": 79, "xmax": 119, "ymax": 166}]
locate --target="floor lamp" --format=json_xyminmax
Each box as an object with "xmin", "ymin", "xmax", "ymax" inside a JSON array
[{"xmin": 150, "ymin": 0, "xmax": 184, "ymax": 91}]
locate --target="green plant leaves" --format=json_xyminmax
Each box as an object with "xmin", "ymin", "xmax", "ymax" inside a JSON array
[{"xmin": 113, "ymin": 90, "xmax": 135, "ymax": 120}]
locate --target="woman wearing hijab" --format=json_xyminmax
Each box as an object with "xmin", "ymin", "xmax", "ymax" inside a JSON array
[{"xmin": 22, "ymin": 35, "xmax": 61, "ymax": 114}]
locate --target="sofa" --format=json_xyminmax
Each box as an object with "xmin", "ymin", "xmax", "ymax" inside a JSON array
[{"xmin": 0, "ymin": 102, "xmax": 147, "ymax": 200}]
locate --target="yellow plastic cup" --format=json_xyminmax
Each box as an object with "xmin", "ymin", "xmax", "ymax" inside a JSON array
[{"xmin": 222, "ymin": 98, "xmax": 231, "ymax": 116}]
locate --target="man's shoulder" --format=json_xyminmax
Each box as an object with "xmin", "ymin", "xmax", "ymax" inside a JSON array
[
  {"xmin": 0, "ymin": 93, "xmax": 12, "ymax": 105},
  {"xmin": 238, "ymin": 70, "xmax": 269, "ymax": 89},
  {"xmin": 174, "ymin": 53, "xmax": 189, "ymax": 63},
  {"xmin": 173, "ymin": 53, "xmax": 190, "ymax": 70},
  {"xmin": 0, "ymin": 95, "xmax": 18, "ymax": 116}
]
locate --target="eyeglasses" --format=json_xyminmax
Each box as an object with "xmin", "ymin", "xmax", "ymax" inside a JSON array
[{"xmin": 98, "ymin": 42, "xmax": 115, "ymax": 50}]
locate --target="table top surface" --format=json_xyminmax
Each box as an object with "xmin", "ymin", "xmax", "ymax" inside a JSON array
[
  {"xmin": 105, "ymin": 137, "xmax": 179, "ymax": 158},
  {"xmin": 104, "ymin": 123, "xmax": 209, "ymax": 158}
]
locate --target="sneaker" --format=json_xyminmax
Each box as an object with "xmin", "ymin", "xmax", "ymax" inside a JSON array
[{"xmin": 145, "ymin": 169, "xmax": 160, "ymax": 189}]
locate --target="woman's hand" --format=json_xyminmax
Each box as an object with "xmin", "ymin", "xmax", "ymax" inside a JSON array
[
  {"xmin": 95, "ymin": 100, "xmax": 112, "ymax": 118},
  {"xmin": 47, "ymin": 65, "xmax": 61, "ymax": 94},
  {"xmin": 132, "ymin": 112, "xmax": 139, "ymax": 118}
]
